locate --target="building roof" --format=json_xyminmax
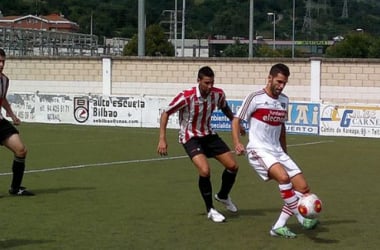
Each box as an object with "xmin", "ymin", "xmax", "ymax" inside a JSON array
[{"xmin": 0, "ymin": 13, "xmax": 79, "ymax": 32}]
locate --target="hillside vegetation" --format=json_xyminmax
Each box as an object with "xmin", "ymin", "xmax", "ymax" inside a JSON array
[{"xmin": 1, "ymin": 0, "xmax": 379, "ymax": 41}]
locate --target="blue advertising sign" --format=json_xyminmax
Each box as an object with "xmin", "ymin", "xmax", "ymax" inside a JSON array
[
  {"xmin": 211, "ymin": 100, "xmax": 248, "ymax": 131},
  {"xmin": 286, "ymin": 102, "xmax": 320, "ymax": 135}
]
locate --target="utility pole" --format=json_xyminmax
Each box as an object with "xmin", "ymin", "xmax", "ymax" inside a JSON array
[
  {"xmin": 138, "ymin": 0, "xmax": 145, "ymax": 57},
  {"xmin": 292, "ymin": 0, "xmax": 295, "ymax": 58},
  {"xmin": 90, "ymin": 11, "xmax": 93, "ymax": 36},
  {"xmin": 342, "ymin": 0, "xmax": 348, "ymax": 18},
  {"xmin": 174, "ymin": 0, "xmax": 178, "ymax": 56},
  {"xmin": 302, "ymin": 0, "xmax": 312, "ymax": 34},
  {"xmin": 267, "ymin": 12, "xmax": 276, "ymax": 50},
  {"xmin": 90, "ymin": 11, "xmax": 94, "ymax": 56},
  {"xmin": 181, "ymin": 0, "xmax": 186, "ymax": 57},
  {"xmin": 248, "ymin": 0, "xmax": 254, "ymax": 58}
]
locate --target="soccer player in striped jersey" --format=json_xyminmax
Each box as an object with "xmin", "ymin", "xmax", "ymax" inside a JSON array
[
  {"xmin": 157, "ymin": 66, "xmax": 245, "ymax": 223},
  {"xmin": 231, "ymin": 63, "xmax": 318, "ymax": 238},
  {"xmin": 0, "ymin": 48, "xmax": 34, "ymax": 196}
]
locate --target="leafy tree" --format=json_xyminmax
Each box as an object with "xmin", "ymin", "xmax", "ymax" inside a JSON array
[
  {"xmin": 368, "ymin": 37, "xmax": 380, "ymax": 58},
  {"xmin": 255, "ymin": 45, "xmax": 284, "ymax": 57},
  {"xmin": 3, "ymin": 0, "xmax": 380, "ymax": 57},
  {"xmin": 325, "ymin": 32, "xmax": 377, "ymax": 58},
  {"xmin": 123, "ymin": 24, "xmax": 174, "ymax": 56},
  {"xmin": 221, "ymin": 42, "xmax": 248, "ymax": 57},
  {"xmin": 210, "ymin": 8, "xmax": 248, "ymax": 38}
]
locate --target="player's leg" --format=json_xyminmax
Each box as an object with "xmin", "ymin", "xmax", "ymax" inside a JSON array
[
  {"xmin": 270, "ymin": 164, "xmax": 318, "ymax": 231},
  {"xmin": 291, "ymin": 173, "xmax": 310, "ymax": 194},
  {"xmin": 191, "ymin": 154, "xmax": 213, "ymax": 209},
  {"xmin": 214, "ymin": 151, "xmax": 238, "ymax": 198},
  {"xmin": 183, "ymin": 138, "xmax": 225, "ymax": 222},
  {"xmin": 246, "ymin": 150, "xmax": 296, "ymax": 237},
  {"xmin": 265, "ymin": 162, "xmax": 315, "ymax": 237},
  {"xmin": 192, "ymin": 154, "xmax": 225, "ymax": 222},
  {"xmin": 214, "ymin": 151, "xmax": 238, "ymax": 212},
  {"xmin": 268, "ymin": 163, "xmax": 299, "ymax": 228},
  {"xmin": 291, "ymin": 174, "xmax": 319, "ymax": 229},
  {"xmin": 208, "ymin": 135, "xmax": 238, "ymax": 212},
  {"xmin": 0, "ymin": 119, "xmax": 33, "ymax": 196},
  {"xmin": 3, "ymin": 133, "xmax": 33, "ymax": 196}
]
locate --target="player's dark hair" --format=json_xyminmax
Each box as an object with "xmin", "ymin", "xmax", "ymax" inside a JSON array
[
  {"xmin": 0, "ymin": 48, "xmax": 5, "ymax": 57},
  {"xmin": 198, "ymin": 66, "xmax": 215, "ymax": 79},
  {"xmin": 269, "ymin": 63, "xmax": 290, "ymax": 77}
]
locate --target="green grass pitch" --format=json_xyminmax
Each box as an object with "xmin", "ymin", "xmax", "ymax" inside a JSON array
[{"xmin": 0, "ymin": 123, "xmax": 379, "ymax": 249}]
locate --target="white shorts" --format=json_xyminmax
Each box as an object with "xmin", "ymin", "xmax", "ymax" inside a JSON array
[{"xmin": 246, "ymin": 148, "xmax": 302, "ymax": 181}]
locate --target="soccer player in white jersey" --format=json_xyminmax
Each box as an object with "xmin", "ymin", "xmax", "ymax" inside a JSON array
[
  {"xmin": 231, "ymin": 63, "xmax": 318, "ymax": 238},
  {"xmin": 0, "ymin": 48, "xmax": 34, "ymax": 196},
  {"xmin": 157, "ymin": 66, "xmax": 245, "ymax": 223}
]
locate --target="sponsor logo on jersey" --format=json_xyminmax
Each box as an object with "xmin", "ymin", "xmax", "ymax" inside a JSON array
[{"xmin": 253, "ymin": 108, "xmax": 287, "ymax": 126}]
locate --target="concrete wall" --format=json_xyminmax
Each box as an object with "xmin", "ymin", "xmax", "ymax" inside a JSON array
[{"xmin": 5, "ymin": 56, "xmax": 380, "ymax": 104}]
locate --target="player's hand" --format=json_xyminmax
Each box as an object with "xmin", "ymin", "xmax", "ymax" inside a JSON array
[
  {"xmin": 157, "ymin": 140, "xmax": 168, "ymax": 156},
  {"xmin": 12, "ymin": 117, "xmax": 21, "ymax": 126},
  {"xmin": 234, "ymin": 143, "xmax": 246, "ymax": 156}
]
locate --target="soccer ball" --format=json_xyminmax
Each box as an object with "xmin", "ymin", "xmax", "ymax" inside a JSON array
[{"xmin": 297, "ymin": 193, "xmax": 322, "ymax": 219}]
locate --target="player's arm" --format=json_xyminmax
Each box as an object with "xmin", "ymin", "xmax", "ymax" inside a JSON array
[
  {"xmin": 280, "ymin": 123, "xmax": 287, "ymax": 153},
  {"xmin": 231, "ymin": 117, "xmax": 246, "ymax": 155},
  {"xmin": 157, "ymin": 111, "xmax": 170, "ymax": 156},
  {"xmin": 157, "ymin": 92, "xmax": 186, "ymax": 156},
  {"xmin": 221, "ymin": 104, "xmax": 246, "ymax": 136},
  {"xmin": 1, "ymin": 98, "xmax": 21, "ymax": 125},
  {"xmin": 221, "ymin": 103, "xmax": 234, "ymax": 121}
]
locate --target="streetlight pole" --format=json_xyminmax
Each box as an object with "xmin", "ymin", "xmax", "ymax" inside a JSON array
[
  {"xmin": 267, "ymin": 12, "xmax": 276, "ymax": 50},
  {"xmin": 174, "ymin": 0, "xmax": 177, "ymax": 57},
  {"xmin": 181, "ymin": 0, "xmax": 186, "ymax": 57},
  {"xmin": 138, "ymin": 0, "xmax": 145, "ymax": 56},
  {"xmin": 292, "ymin": 0, "xmax": 295, "ymax": 58},
  {"xmin": 248, "ymin": 0, "xmax": 254, "ymax": 58}
]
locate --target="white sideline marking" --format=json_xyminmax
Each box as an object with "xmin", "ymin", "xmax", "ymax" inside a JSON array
[
  {"xmin": 0, "ymin": 140, "xmax": 333, "ymax": 176},
  {"xmin": 288, "ymin": 140, "xmax": 334, "ymax": 147}
]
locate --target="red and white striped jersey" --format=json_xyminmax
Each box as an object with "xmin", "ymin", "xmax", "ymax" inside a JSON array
[
  {"xmin": 0, "ymin": 74, "xmax": 9, "ymax": 119},
  {"xmin": 165, "ymin": 86, "xmax": 227, "ymax": 144},
  {"xmin": 235, "ymin": 89, "xmax": 288, "ymax": 152}
]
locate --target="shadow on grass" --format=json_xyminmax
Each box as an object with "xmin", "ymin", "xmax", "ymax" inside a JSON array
[
  {"xmin": 197, "ymin": 207, "xmax": 281, "ymax": 220},
  {"xmin": 227, "ymin": 208, "xmax": 356, "ymax": 245},
  {"xmin": 6, "ymin": 186, "xmax": 96, "ymax": 196},
  {"xmin": 0, "ymin": 239, "xmax": 54, "ymax": 249},
  {"xmin": 235, "ymin": 208, "xmax": 280, "ymax": 217},
  {"xmin": 293, "ymin": 219, "xmax": 357, "ymax": 244}
]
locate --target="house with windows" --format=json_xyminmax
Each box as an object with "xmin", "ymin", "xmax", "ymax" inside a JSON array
[{"xmin": 0, "ymin": 12, "xmax": 79, "ymax": 33}]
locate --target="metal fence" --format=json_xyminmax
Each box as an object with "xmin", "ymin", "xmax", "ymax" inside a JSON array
[{"xmin": 0, "ymin": 27, "xmax": 99, "ymax": 56}]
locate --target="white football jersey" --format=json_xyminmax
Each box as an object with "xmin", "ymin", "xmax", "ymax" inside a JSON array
[{"xmin": 235, "ymin": 89, "xmax": 288, "ymax": 152}]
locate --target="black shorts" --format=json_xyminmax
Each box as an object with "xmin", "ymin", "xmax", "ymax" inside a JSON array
[
  {"xmin": 0, "ymin": 119, "xmax": 19, "ymax": 145},
  {"xmin": 183, "ymin": 134, "xmax": 231, "ymax": 159}
]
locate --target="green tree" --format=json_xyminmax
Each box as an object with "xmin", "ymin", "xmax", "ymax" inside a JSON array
[
  {"xmin": 221, "ymin": 41, "xmax": 248, "ymax": 57},
  {"xmin": 123, "ymin": 24, "xmax": 174, "ymax": 56},
  {"xmin": 255, "ymin": 45, "xmax": 284, "ymax": 57},
  {"xmin": 3, "ymin": 0, "xmax": 380, "ymax": 56},
  {"xmin": 210, "ymin": 8, "xmax": 248, "ymax": 38},
  {"xmin": 325, "ymin": 32, "xmax": 377, "ymax": 58},
  {"xmin": 368, "ymin": 36, "xmax": 380, "ymax": 58}
]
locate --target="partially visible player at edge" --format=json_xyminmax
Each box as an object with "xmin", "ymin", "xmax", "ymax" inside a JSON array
[
  {"xmin": 157, "ymin": 66, "xmax": 245, "ymax": 222},
  {"xmin": 0, "ymin": 48, "xmax": 34, "ymax": 196},
  {"xmin": 231, "ymin": 63, "xmax": 318, "ymax": 238}
]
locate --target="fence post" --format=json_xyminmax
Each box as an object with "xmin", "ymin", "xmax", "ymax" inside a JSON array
[
  {"xmin": 310, "ymin": 59, "xmax": 321, "ymax": 102},
  {"xmin": 102, "ymin": 57, "xmax": 112, "ymax": 95}
]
